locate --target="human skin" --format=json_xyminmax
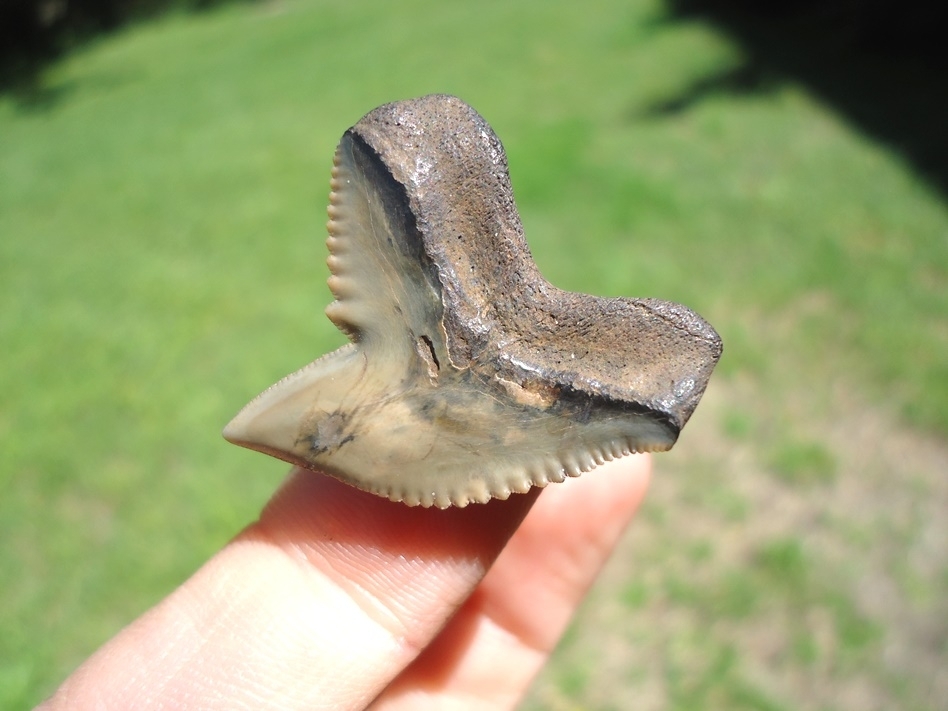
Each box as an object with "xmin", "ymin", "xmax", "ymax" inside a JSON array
[{"xmin": 40, "ymin": 454, "xmax": 651, "ymax": 710}]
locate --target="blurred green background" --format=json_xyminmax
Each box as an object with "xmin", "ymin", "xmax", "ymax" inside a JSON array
[{"xmin": 1, "ymin": 0, "xmax": 946, "ymax": 708}]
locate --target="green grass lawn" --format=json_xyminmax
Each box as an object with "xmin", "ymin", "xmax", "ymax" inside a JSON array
[{"xmin": 1, "ymin": 0, "xmax": 946, "ymax": 708}]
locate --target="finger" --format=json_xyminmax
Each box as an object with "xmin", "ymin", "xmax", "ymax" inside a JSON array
[
  {"xmin": 40, "ymin": 467, "xmax": 539, "ymax": 711},
  {"xmin": 371, "ymin": 454, "xmax": 651, "ymax": 709}
]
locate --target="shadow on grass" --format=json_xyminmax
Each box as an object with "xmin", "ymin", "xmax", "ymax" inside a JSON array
[
  {"xmin": 637, "ymin": 61, "xmax": 781, "ymax": 117},
  {"xmin": 653, "ymin": 0, "xmax": 948, "ymax": 199},
  {"xmin": 0, "ymin": 0, "xmax": 259, "ymax": 111}
]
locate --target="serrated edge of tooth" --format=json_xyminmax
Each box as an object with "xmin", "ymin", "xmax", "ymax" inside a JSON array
[{"xmin": 364, "ymin": 435, "xmax": 670, "ymax": 508}]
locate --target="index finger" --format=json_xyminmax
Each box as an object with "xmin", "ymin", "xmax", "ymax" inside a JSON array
[{"xmin": 41, "ymin": 467, "xmax": 538, "ymax": 710}]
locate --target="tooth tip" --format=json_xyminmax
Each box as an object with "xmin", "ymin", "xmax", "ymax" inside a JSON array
[
  {"xmin": 222, "ymin": 397, "xmax": 298, "ymax": 459},
  {"xmin": 221, "ymin": 418, "xmax": 243, "ymax": 445}
]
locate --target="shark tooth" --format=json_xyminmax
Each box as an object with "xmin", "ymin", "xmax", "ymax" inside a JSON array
[{"xmin": 223, "ymin": 94, "xmax": 723, "ymax": 508}]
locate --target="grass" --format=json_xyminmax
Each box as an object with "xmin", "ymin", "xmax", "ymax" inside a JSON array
[{"xmin": 1, "ymin": 0, "xmax": 946, "ymax": 708}]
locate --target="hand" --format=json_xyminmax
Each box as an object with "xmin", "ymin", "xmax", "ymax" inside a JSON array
[{"xmin": 40, "ymin": 455, "xmax": 651, "ymax": 710}]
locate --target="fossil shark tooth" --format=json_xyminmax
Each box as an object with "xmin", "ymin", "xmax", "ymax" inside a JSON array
[{"xmin": 223, "ymin": 94, "xmax": 723, "ymax": 508}]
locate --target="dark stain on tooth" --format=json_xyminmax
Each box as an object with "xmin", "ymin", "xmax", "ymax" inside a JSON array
[{"xmin": 308, "ymin": 411, "xmax": 356, "ymax": 456}]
